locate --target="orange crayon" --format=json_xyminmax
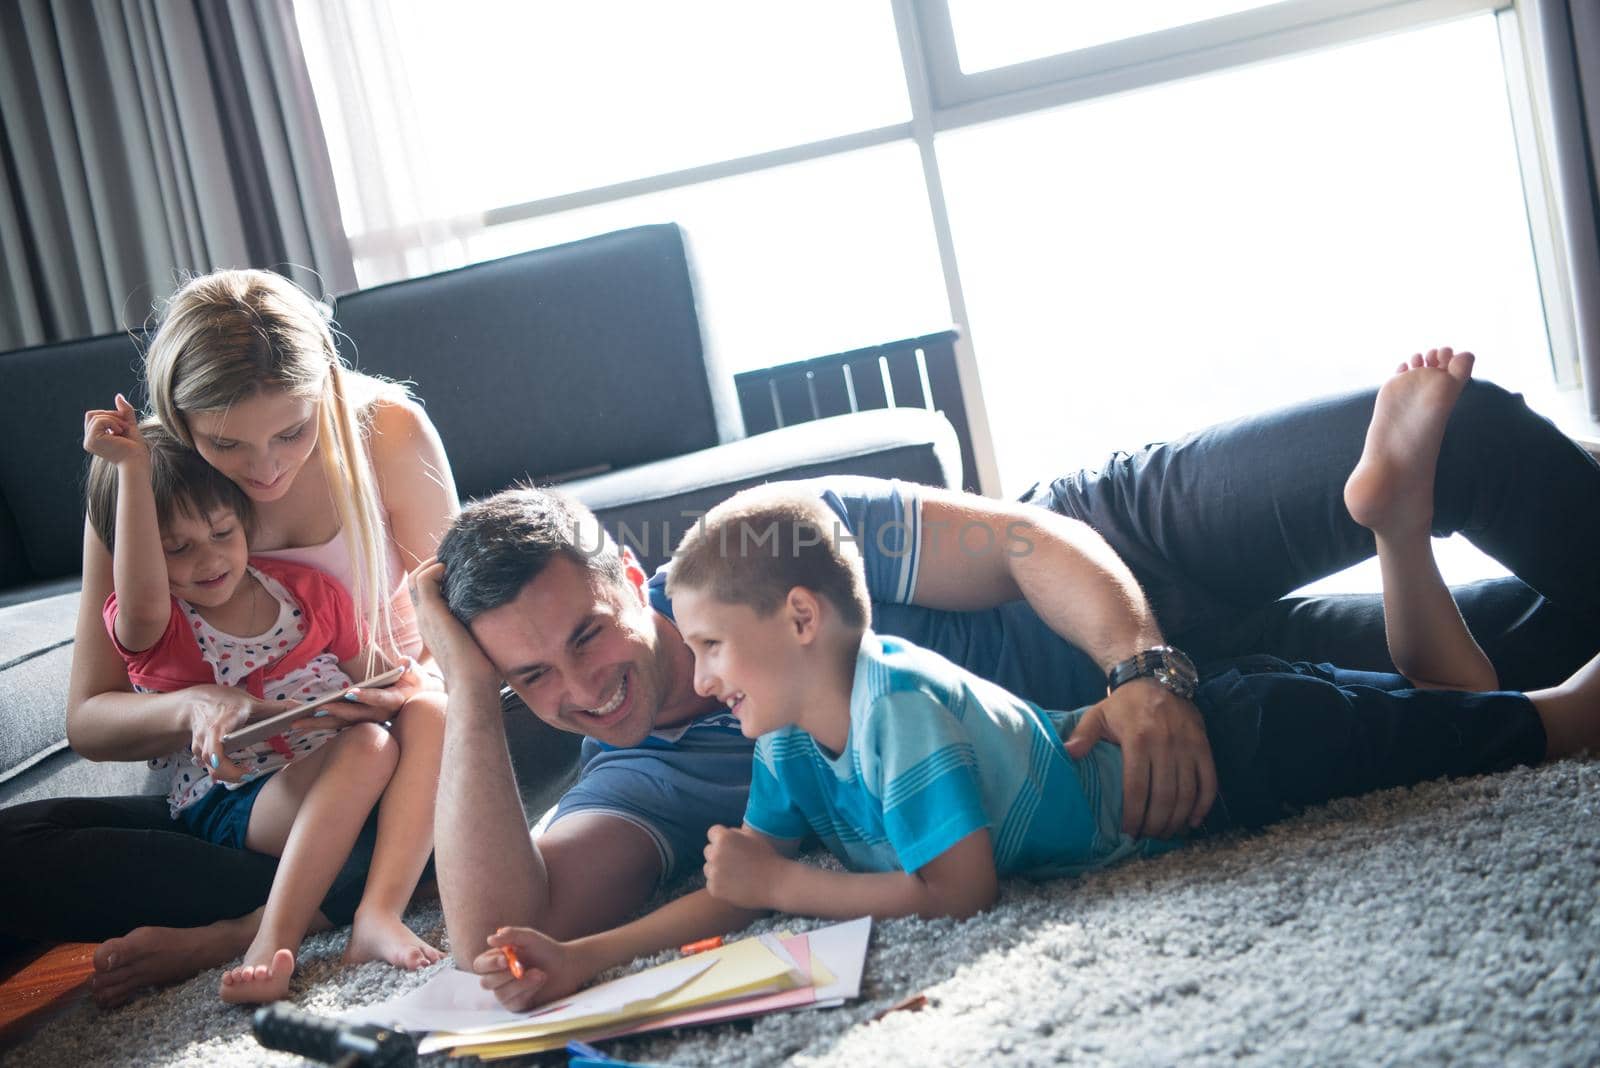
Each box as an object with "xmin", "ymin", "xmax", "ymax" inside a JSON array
[
  {"xmin": 502, "ymin": 944, "xmax": 525, "ymax": 979},
  {"xmin": 679, "ymin": 935, "xmax": 723, "ymax": 955}
]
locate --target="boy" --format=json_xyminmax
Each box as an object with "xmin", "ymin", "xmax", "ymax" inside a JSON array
[{"xmin": 473, "ymin": 352, "xmax": 1600, "ymax": 1009}]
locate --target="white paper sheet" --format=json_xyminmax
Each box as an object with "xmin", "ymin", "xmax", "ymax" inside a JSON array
[
  {"xmin": 808, "ymin": 916, "xmax": 871, "ymax": 1001},
  {"xmin": 341, "ymin": 953, "xmax": 715, "ymax": 1035}
]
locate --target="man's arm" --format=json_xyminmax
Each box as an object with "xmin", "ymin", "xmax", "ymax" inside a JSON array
[
  {"xmin": 910, "ymin": 489, "xmax": 1217, "ymax": 837},
  {"xmin": 475, "ymin": 886, "xmax": 762, "ymax": 1012},
  {"xmin": 474, "ymin": 825, "xmax": 997, "ymax": 1012},
  {"xmin": 414, "ymin": 559, "xmax": 665, "ymax": 964}
]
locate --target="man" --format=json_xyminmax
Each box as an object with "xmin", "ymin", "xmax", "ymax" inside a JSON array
[{"xmin": 415, "ymin": 369, "xmax": 1600, "ymax": 963}]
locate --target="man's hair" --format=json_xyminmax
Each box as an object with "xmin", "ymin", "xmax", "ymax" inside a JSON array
[
  {"xmin": 85, "ymin": 420, "xmax": 255, "ymax": 552},
  {"xmin": 666, "ymin": 487, "xmax": 868, "ymax": 628},
  {"xmin": 438, "ymin": 486, "xmax": 625, "ymax": 624}
]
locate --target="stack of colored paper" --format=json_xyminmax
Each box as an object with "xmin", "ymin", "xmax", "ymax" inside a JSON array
[{"xmin": 342, "ymin": 917, "xmax": 870, "ymax": 1061}]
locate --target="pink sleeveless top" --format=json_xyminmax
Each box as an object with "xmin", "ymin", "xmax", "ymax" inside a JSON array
[{"xmin": 255, "ymin": 527, "xmax": 423, "ymax": 658}]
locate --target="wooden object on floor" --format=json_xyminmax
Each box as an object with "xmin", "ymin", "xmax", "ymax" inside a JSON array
[{"xmin": 0, "ymin": 942, "xmax": 96, "ymax": 1048}]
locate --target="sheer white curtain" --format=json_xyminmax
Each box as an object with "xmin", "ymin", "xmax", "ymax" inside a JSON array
[{"xmin": 293, "ymin": 0, "xmax": 475, "ymax": 287}]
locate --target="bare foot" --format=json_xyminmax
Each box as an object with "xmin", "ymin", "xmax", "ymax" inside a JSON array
[
  {"xmin": 91, "ymin": 913, "xmax": 256, "ymax": 1009},
  {"xmin": 1344, "ymin": 346, "xmax": 1476, "ymax": 537},
  {"xmin": 219, "ymin": 947, "xmax": 295, "ymax": 1005},
  {"xmin": 342, "ymin": 907, "xmax": 444, "ymax": 970}
]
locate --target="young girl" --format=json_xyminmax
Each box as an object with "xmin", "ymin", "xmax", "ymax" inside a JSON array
[
  {"xmin": 83, "ymin": 401, "xmax": 443, "ymax": 1004},
  {"xmin": 470, "ymin": 351, "xmax": 1600, "ymax": 1011}
]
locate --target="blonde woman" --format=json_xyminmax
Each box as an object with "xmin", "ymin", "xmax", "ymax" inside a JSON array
[{"xmin": 7, "ymin": 270, "xmax": 459, "ymax": 1007}]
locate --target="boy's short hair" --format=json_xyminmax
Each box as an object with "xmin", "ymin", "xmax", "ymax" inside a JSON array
[
  {"xmin": 85, "ymin": 421, "xmax": 254, "ymax": 552},
  {"xmin": 667, "ymin": 487, "xmax": 869, "ymax": 627},
  {"xmin": 437, "ymin": 486, "xmax": 624, "ymax": 625}
]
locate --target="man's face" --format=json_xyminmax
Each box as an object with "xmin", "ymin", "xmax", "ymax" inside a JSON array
[{"xmin": 467, "ymin": 554, "xmax": 669, "ymax": 746}]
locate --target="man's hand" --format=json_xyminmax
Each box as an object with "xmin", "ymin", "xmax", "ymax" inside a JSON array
[
  {"xmin": 410, "ymin": 557, "xmax": 501, "ymax": 694},
  {"xmin": 703, "ymin": 825, "xmax": 784, "ymax": 910},
  {"xmin": 1064, "ymin": 679, "xmax": 1216, "ymax": 838},
  {"xmin": 474, "ymin": 926, "xmax": 597, "ymax": 1012}
]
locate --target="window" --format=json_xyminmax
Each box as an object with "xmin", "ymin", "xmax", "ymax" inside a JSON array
[
  {"xmin": 298, "ymin": 0, "xmax": 1562, "ymax": 592},
  {"xmin": 947, "ymin": 0, "xmax": 1277, "ymax": 72}
]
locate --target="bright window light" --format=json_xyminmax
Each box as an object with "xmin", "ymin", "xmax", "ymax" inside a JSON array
[
  {"xmin": 465, "ymin": 144, "xmax": 951, "ymax": 374},
  {"xmin": 301, "ymin": 0, "xmax": 908, "ymax": 221},
  {"xmin": 938, "ymin": 14, "xmax": 1546, "ymax": 590},
  {"xmin": 948, "ymin": 0, "xmax": 1279, "ymax": 72}
]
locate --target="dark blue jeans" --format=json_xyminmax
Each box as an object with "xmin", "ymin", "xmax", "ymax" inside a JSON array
[
  {"xmin": 1192, "ymin": 657, "xmax": 1545, "ymax": 832},
  {"xmin": 1025, "ymin": 380, "xmax": 1600, "ymax": 692}
]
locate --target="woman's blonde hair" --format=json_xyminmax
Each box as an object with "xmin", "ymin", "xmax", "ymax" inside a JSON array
[{"xmin": 144, "ymin": 269, "xmax": 406, "ymax": 666}]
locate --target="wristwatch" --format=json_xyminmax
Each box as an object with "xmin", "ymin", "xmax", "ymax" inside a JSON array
[{"xmin": 1106, "ymin": 645, "xmax": 1198, "ymax": 700}]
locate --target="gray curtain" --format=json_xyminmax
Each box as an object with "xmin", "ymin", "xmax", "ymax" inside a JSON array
[
  {"xmin": 1529, "ymin": 0, "xmax": 1600, "ymax": 416},
  {"xmin": 0, "ymin": 0, "xmax": 355, "ymax": 351}
]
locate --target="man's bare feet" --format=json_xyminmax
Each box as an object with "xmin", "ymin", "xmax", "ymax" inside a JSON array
[
  {"xmin": 342, "ymin": 907, "xmax": 444, "ymax": 970},
  {"xmin": 1344, "ymin": 346, "xmax": 1476, "ymax": 537},
  {"xmin": 91, "ymin": 912, "xmax": 256, "ymax": 1009},
  {"xmin": 219, "ymin": 946, "xmax": 295, "ymax": 1004}
]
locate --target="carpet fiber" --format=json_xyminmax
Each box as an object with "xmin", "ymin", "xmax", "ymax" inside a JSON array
[{"xmin": 10, "ymin": 760, "xmax": 1599, "ymax": 1066}]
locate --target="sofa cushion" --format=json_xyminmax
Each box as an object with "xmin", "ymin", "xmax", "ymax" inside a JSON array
[
  {"xmin": 0, "ymin": 332, "xmax": 145, "ymax": 581},
  {"xmin": 0, "ymin": 591, "xmax": 81, "ymax": 791},
  {"xmin": 333, "ymin": 224, "xmax": 740, "ymax": 501},
  {"xmin": 563, "ymin": 407, "xmax": 961, "ymax": 573}
]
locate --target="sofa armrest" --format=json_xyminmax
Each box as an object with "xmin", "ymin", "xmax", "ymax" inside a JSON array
[{"xmin": 558, "ymin": 407, "xmax": 962, "ymax": 573}]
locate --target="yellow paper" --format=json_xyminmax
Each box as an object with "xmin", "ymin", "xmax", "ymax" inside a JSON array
[
  {"xmin": 452, "ymin": 939, "xmax": 842, "ymax": 1061},
  {"xmin": 423, "ymin": 935, "xmax": 800, "ymax": 1054}
]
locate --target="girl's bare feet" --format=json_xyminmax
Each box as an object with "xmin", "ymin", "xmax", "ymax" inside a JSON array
[
  {"xmin": 342, "ymin": 906, "xmax": 444, "ymax": 970},
  {"xmin": 1344, "ymin": 346, "xmax": 1475, "ymax": 538},
  {"xmin": 218, "ymin": 946, "xmax": 295, "ymax": 1004}
]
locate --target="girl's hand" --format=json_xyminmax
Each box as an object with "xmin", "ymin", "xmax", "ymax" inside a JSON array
[
  {"xmin": 82, "ymin": 394, "xmax": 149, "ymax": 467},
  {"xmin": 703, "ymin": 825, "xmax": 783, "ymax": 910},
  {"xmin": 475, "ymin": 927, "xmax": 596, "ymax": 1012},
  {"xmin": 185, "ymin": 687, "xmax": 293, "ymax": 783}
]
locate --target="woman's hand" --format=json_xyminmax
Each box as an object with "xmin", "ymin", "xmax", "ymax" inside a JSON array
[
  {"xmin": 82, "ymin": 394, "xmax": 148, "ymax": 468},
  {"xmin": 475, "ymin": 927, "xmax": 598, "ymax": 1013},
  {"xmin": 185, "ymin": 687, "xmax": 292, "ymax": 783},
  {"xmin": 703, "ymin": 825, "xmax": 784, "ymax": 910},
  {"xmin": 286, "ymin": 657, "xmax": 432, "ymax": 733}
]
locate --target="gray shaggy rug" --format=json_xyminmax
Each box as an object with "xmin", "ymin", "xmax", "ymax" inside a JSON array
[{"xmin": 9, "ymin": 759, "xmax": 1600, "ymax": 1067}]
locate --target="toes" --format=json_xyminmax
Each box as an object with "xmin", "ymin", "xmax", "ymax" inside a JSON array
[{"xmin": 93, "ymin": 942, "xmax": 122, "ymax": 972}]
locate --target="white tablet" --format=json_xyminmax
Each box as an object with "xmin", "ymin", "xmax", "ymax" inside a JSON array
[{"xmin": 221, "ymin": 664, "xmax": 408, "ymax": 749}]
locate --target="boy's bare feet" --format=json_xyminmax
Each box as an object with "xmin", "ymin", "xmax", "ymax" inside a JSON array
[
  {"xmin": 1344, "ymin": 346, "xmax": 1475, "ymax": 538},
  {"xmin": 342, "ymin": 907, "xmax": 444, "ymax": 970},
  {"xmin": 219, "ymin": 946, "xmax": 295, "ymax": 1004},
  {"xmin": 91, "ymin": 912, "xmax": 256, "ymax": 1008}
]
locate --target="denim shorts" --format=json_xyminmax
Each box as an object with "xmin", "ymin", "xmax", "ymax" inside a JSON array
[{"xmin": 177, "ymin": 775, "xmax": 272, "ymax": 849}]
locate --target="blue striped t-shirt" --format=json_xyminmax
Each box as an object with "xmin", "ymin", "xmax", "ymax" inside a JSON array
[{"xmin": 744, "ymin": 631, "xmax": 1180, "ymax": 877}]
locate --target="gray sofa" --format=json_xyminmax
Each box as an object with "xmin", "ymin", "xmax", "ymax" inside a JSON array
[{"xmin": 0, "ymin": 223, "xmax": 963, "ymax": 807}]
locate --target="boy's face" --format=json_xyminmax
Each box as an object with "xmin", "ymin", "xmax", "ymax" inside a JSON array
[
  {"xmin": 674, "ymin": 586, "xmax": 807, "ymax": 740},
  {"xmin": 162, "ymin": 507, "xmax": 250, "ymax": 608}
]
